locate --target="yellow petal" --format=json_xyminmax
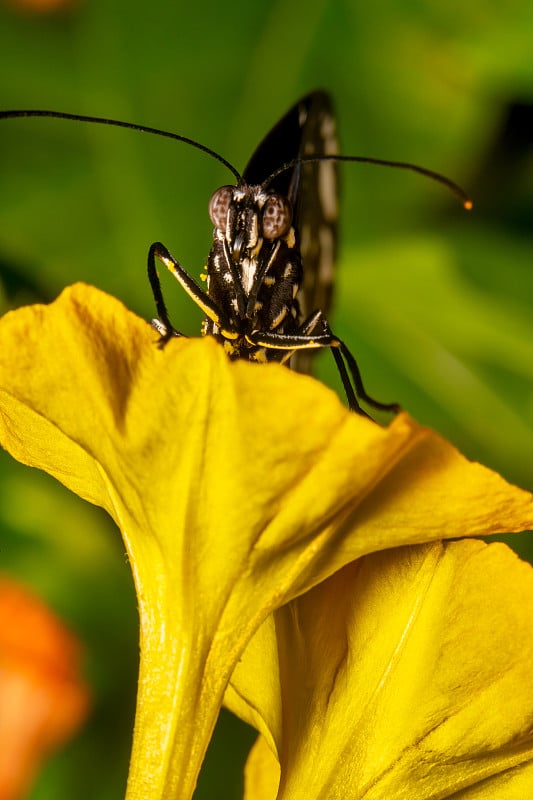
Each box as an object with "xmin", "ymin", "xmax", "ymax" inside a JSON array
[
  {"xmin": 244, "ymin": 735, "xmax": 280, "ymax": 800},
  {"xmin": 225, "ymin": 614, "xmax": 281, "ymax": 755},
  {"xmin": 239, "ymin": 541, "xmax": 533, "ymax": 799},
  {"xmin": 1, "ymin": 285, "xmax": 533, "ymax": 799}
]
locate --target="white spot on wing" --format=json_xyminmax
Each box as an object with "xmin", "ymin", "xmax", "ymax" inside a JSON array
[
  {"xmin": 300, "ymin": 223, "xmax": 311, "ymax": 256},
  {"xmin": 318, "ymin": 227, "xmax": 335, "ymax": 283},
  {"xmin": 319, "ymin": 161, "xmax": 338, "ymax": 221}
]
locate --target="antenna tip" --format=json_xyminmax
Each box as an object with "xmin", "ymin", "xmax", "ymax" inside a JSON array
[{"xmin": 463, "ymin": 199, "xmax": 473, "ymax": 211}]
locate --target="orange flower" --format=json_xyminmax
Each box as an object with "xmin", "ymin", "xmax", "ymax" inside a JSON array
[
  {"xmin": 0, "ymin": 578, "xmax": 89, "ymax": 800},
  {"xmin": 1, "ymin": 0, "xmax": 80, "ymax": 15}
]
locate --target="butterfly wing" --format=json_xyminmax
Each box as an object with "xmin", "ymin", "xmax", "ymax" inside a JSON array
[{"xmin": 242, "ymin": 91, "xmax": 339, "ymax": 372}]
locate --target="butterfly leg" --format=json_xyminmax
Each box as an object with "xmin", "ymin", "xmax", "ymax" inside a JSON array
[
  {"xmin": 312, "ymin": 314, "xmax": 400, "ymax": 415},
  {"xmin": 147, "ymin": 242, "xmax": 183, "ymax": 343},
  {"xmin": 277, "ymin": 311, "xmax": 358, "ymax": 408},
  {"xmin": 148, "ymin": 241, "xmax": 236, "ymax": 344},
  {"xmin": 247, "ymin": 314, "xmax": 399, "ymax": 416}
]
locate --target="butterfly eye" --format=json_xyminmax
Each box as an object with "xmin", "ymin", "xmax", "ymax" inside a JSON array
[
  {"xmin": 261, "ymin": 194, "xmax": 292, "ymax": 239},
  {"xmin": 208, "ymin": 185, "xmax": 234, "ymax": 230}
]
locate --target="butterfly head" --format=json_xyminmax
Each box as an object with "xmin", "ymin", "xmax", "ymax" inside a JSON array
[{"xmin": 208, "ymin": 183, "xmax": 293, "ymax": 263}]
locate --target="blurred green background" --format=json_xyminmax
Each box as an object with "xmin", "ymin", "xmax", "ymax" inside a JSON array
[{"xmin": 0, "ymin": 0, "xmax": 532, "ymax": 798}]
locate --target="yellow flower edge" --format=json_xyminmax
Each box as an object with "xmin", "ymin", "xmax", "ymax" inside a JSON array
[
  {"xmin": 240, "ymin": 540, "xmax": 533, "ymax": 800},
  {"xmin": 1, "ymin": 284, "xmax": 532, "ymax": 800}
]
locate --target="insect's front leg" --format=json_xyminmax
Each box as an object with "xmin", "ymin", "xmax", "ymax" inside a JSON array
[
  {"xmin": 147, "ymin": 242, "xmax": 183, "ymax": 344},
  {"xmin": 148, "ymin": 241, "xmax": 237, "ymax": 344}
]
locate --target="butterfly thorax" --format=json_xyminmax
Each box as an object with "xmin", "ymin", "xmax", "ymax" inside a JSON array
[{"xmin": 202, "ymin": 183, "xmax": 303, "ymax": 362}]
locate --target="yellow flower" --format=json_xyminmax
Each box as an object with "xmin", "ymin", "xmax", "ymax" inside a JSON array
[
  {"xmin": 0, "ymin": 284, "xmax": 532, "ymax": 800},
  {"xmin": 236, "ymin": 540, "xmax": 533, "ymax": 799}
]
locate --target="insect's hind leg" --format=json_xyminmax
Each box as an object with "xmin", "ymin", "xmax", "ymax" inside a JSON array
[{"xmin": 148, "ymin": 242, "xmax": 184, "ymax": 344}]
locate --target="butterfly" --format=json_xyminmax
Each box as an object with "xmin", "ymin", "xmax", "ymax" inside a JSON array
[
  {"xmin": 147, "ymin": 91, "xmax": 398, "ymax": 415},
  {"xmin": 0, "ymin": 93, "xmax": 470, "ymax": 414}
]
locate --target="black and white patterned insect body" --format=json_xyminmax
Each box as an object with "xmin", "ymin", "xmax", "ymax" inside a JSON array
[{"xmin": 202, "ymin": 182, "xmax": 302, "ymax": 361}]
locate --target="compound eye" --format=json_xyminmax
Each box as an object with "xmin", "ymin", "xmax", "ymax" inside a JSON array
[
  {"xmin": 262, "ymin": 194, "xmax": 292, "ymax": 239},
  {"xmin": 209, "ymin": 185, "xmax": 234, "ymax": 231}
]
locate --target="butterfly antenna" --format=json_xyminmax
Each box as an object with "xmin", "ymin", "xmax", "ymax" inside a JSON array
[
  {"xmin": 266, "ymin": 153, "xmax": 472, "ymax": 209},
  {"xmin": 0, "ymin": 109, "xmax": 243, "ymax": 183}
]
